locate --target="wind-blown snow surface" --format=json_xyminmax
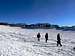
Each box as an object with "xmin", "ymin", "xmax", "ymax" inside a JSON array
[{"xmin": 0, "ymin": 25, "xmax": 75, "ymax": 56}]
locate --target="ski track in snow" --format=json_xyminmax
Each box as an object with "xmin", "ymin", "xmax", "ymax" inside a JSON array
[{"xmin": 0, "ymin": 26, "xmax": 75, "ymax": 56}]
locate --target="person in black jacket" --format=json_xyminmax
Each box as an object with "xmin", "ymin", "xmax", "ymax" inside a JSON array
[
  {"xmin": 45, "ymin": 33, "xmax": 48, "ymax": 43},
  {"xmin": 37, "ymin": 33, "xmax": 41, "ymax": 41},
  {"xmin": 57, "ymin": 33, "xmax": 62, "ymax": 46}
]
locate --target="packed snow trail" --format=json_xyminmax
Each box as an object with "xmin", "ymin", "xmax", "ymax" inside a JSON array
[{"xmin": 0, "ymin": 25, "xmax": 75, "ymax": 56}]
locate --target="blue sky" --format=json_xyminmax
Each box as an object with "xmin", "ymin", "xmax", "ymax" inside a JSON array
[{"xmin": 0, "ymin": 0, "xmax": 75, "ymax": 26}]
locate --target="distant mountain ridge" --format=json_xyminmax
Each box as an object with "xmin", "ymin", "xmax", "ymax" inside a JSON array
[{"xmin": 0, "ymin": 22, "xmax": 75, "ymax": 31}]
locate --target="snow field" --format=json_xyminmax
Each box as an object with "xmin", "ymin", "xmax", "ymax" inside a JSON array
[{"xmin": 0, "ymin": 26, "xmax": 75, "ymax": 56}]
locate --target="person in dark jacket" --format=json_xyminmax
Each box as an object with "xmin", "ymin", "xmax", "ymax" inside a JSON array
[
  {"xmin": 37, "ymin": 33, "xmax": 41, "ymax": 41},
  {"xmin": 57, "ymin": 33, "xmax": 62, "ymax": 46},
  {"xmin": 45, "ymin": 33, "xmax": 48, "ymax": 43}
]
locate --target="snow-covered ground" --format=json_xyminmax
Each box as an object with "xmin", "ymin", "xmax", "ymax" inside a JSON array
[{"xmin": 0, "ymin": 25, "xmax": 75, "ymax": 56}]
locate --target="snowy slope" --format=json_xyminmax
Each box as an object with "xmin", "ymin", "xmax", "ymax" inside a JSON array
[{"xmin": 0, "ymin": 25, "xmax": 75, "ymax": 56}]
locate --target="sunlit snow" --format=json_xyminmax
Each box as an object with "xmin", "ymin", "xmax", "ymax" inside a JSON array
[{"xmin": 0, "ymin": 25, "xmax": 75, "ymax": 56}]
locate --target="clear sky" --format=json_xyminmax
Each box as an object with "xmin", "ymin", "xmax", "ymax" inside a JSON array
[{"xmin": 0, "ymin": 0, "xmax": 75, "ymax": 26}]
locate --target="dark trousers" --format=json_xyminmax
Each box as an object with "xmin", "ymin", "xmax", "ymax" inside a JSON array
[
  {"xmin": 45, "ymin": 39, "xmax": 48, "ymax": 43},
  {"xmin": 38, "ymin": 38, "xmax": 40, "ymax": 41},
  {"xmin": 57, "ymin": 41, "xmax": 62, "ymax": 46}
]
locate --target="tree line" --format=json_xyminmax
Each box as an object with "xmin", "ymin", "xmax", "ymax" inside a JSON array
[{"xmin": 0, "ymin": 22, "xmax": 75, "ymax": 31}]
